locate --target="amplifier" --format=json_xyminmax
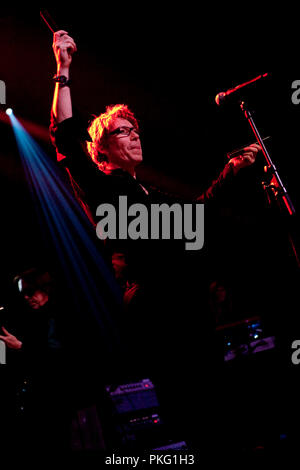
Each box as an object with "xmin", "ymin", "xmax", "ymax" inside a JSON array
[
  {"xmin": 105, "ymin": 379, "xmax": 167, "ymax": 449},
  {"xmin": 106, "ymin": 379, "xmax": 159, "ymax": 414}
]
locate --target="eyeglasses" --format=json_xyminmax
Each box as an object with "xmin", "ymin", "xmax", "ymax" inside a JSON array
[{"xmin": 108, "ymin": 126, "xmax": 140, "ymax": 138}]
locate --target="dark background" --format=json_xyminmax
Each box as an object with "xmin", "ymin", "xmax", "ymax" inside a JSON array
[{"xmin": 0, "ymin": 8, "xmax": 300, "ymax": 453}]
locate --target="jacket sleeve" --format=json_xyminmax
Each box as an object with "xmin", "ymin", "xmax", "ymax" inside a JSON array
[
  {"xmin": 49, "ymin": 112, "xmax": 92, "ymax": 163},
  {"xmin": 49, "ymin": 113, "xmax": 101, "ymax": 225},
  {"xmin": 196, "ymin": 162, "xmax": 235, "ymax": 204}
]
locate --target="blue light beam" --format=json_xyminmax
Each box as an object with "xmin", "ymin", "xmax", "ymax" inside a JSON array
[{"xmin": 9, "ymin": 113, "xmax": 123, "ymax": 352}]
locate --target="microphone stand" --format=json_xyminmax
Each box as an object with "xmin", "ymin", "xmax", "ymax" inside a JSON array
[{"xmin": 239, "ymin": 100, "xmax": 300, "ymax": 269}]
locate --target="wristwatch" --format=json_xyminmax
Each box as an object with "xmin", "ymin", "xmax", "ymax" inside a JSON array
[{"xmin": 53, "ymin": 74, "xmax": 71, "ymax": 87}]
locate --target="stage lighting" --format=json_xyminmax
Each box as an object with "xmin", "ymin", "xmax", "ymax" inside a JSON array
[
  {"xmin": 5, "ymin": 108, "xmax": 13, "ymax": 116},
  {"xmin": 9, "ymin": 113, "xmax": 123, "ymax": 353}
]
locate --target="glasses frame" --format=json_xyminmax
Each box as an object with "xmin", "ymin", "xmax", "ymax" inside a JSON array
[{"xmin": 108, "ymin": 126, "xmax": 140, "ymax": 138}]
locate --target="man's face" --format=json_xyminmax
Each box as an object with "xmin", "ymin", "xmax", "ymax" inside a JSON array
[
  {"xmin": 103, "ymin": 118, "xmax": 143, "ymax": 172},
  {"xmin": 23, "ymin": 289, "xmax": 49, "ymax": 310}
]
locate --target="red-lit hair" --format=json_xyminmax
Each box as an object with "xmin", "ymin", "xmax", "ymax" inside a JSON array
[{"xmin": 87, "ymin": 104, "xmax": 139, "ymax": 170}]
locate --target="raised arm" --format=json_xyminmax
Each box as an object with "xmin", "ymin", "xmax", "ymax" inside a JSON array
[{"xmin": 52, "ymin": 30, "xmax": 77, "ymax": 123}]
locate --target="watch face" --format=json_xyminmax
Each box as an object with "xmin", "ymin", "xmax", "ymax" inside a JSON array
[
  {"xmin": 54, "ymin": 75, "xmax": 67, "ymax": 83},
  {"xmin": 53, "ymin": 75, "xmax": 70, "ymax": 86}
]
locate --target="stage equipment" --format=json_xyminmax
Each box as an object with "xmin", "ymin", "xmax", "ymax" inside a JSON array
[
  {"xmin": 105, "ymin": 379, "xmax": 181, "ymax": 450},
  {"xmin": 217, "ymin": 74, "xmax": 299, "ymax": 269},
  {"xmin": 215, "ymin": 316, "xmax": 276, "ymax": 363},
  {"xmin": 215, "ymin": 74, "xmax": 269, "ymax": 106},
  {"xmin": 153, "ymin": 441, "xmax": 188, "ymax": 450},
  {"xmin": 241, "ymin": 99, "xmax": 299, "ymax": 268}
]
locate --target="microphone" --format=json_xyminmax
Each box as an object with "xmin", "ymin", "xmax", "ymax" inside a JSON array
[{"xmin": 215, "ymin": 73, "xmax": 269, "ymax": 106}]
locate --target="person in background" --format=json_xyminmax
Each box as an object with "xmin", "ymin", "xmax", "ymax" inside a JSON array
[{"xmin": 0, "ymin": 267, "xmax": 70, "ymax": 452}]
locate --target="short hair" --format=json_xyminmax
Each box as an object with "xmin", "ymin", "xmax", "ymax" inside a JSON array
[{"xmin": 87, "ymin": 104, "xmax": 139, "ymax": 170}]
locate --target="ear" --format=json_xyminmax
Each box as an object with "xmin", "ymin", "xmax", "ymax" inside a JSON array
[{"xmin": 98, "ymin": 140, "xmax": 109, "ymax": 157}]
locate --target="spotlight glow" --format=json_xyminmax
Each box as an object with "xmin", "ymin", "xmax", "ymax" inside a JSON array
[
  {"xmin": 5, "ymin": 108, "xmax": 13, "ymax": 116},
  {"xmin": 9, "ymin": 113, "xmax": 123, "ymax": 354}
]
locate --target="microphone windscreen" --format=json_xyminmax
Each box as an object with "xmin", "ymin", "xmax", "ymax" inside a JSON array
[{"xmin": 215, "ymin": 92, "xmax": 226, "ymax": 106}]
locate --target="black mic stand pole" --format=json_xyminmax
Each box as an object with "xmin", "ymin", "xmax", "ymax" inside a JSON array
[{"xmin": 239, "ymin": 100, "xmax": 300, "ymax": 269}]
